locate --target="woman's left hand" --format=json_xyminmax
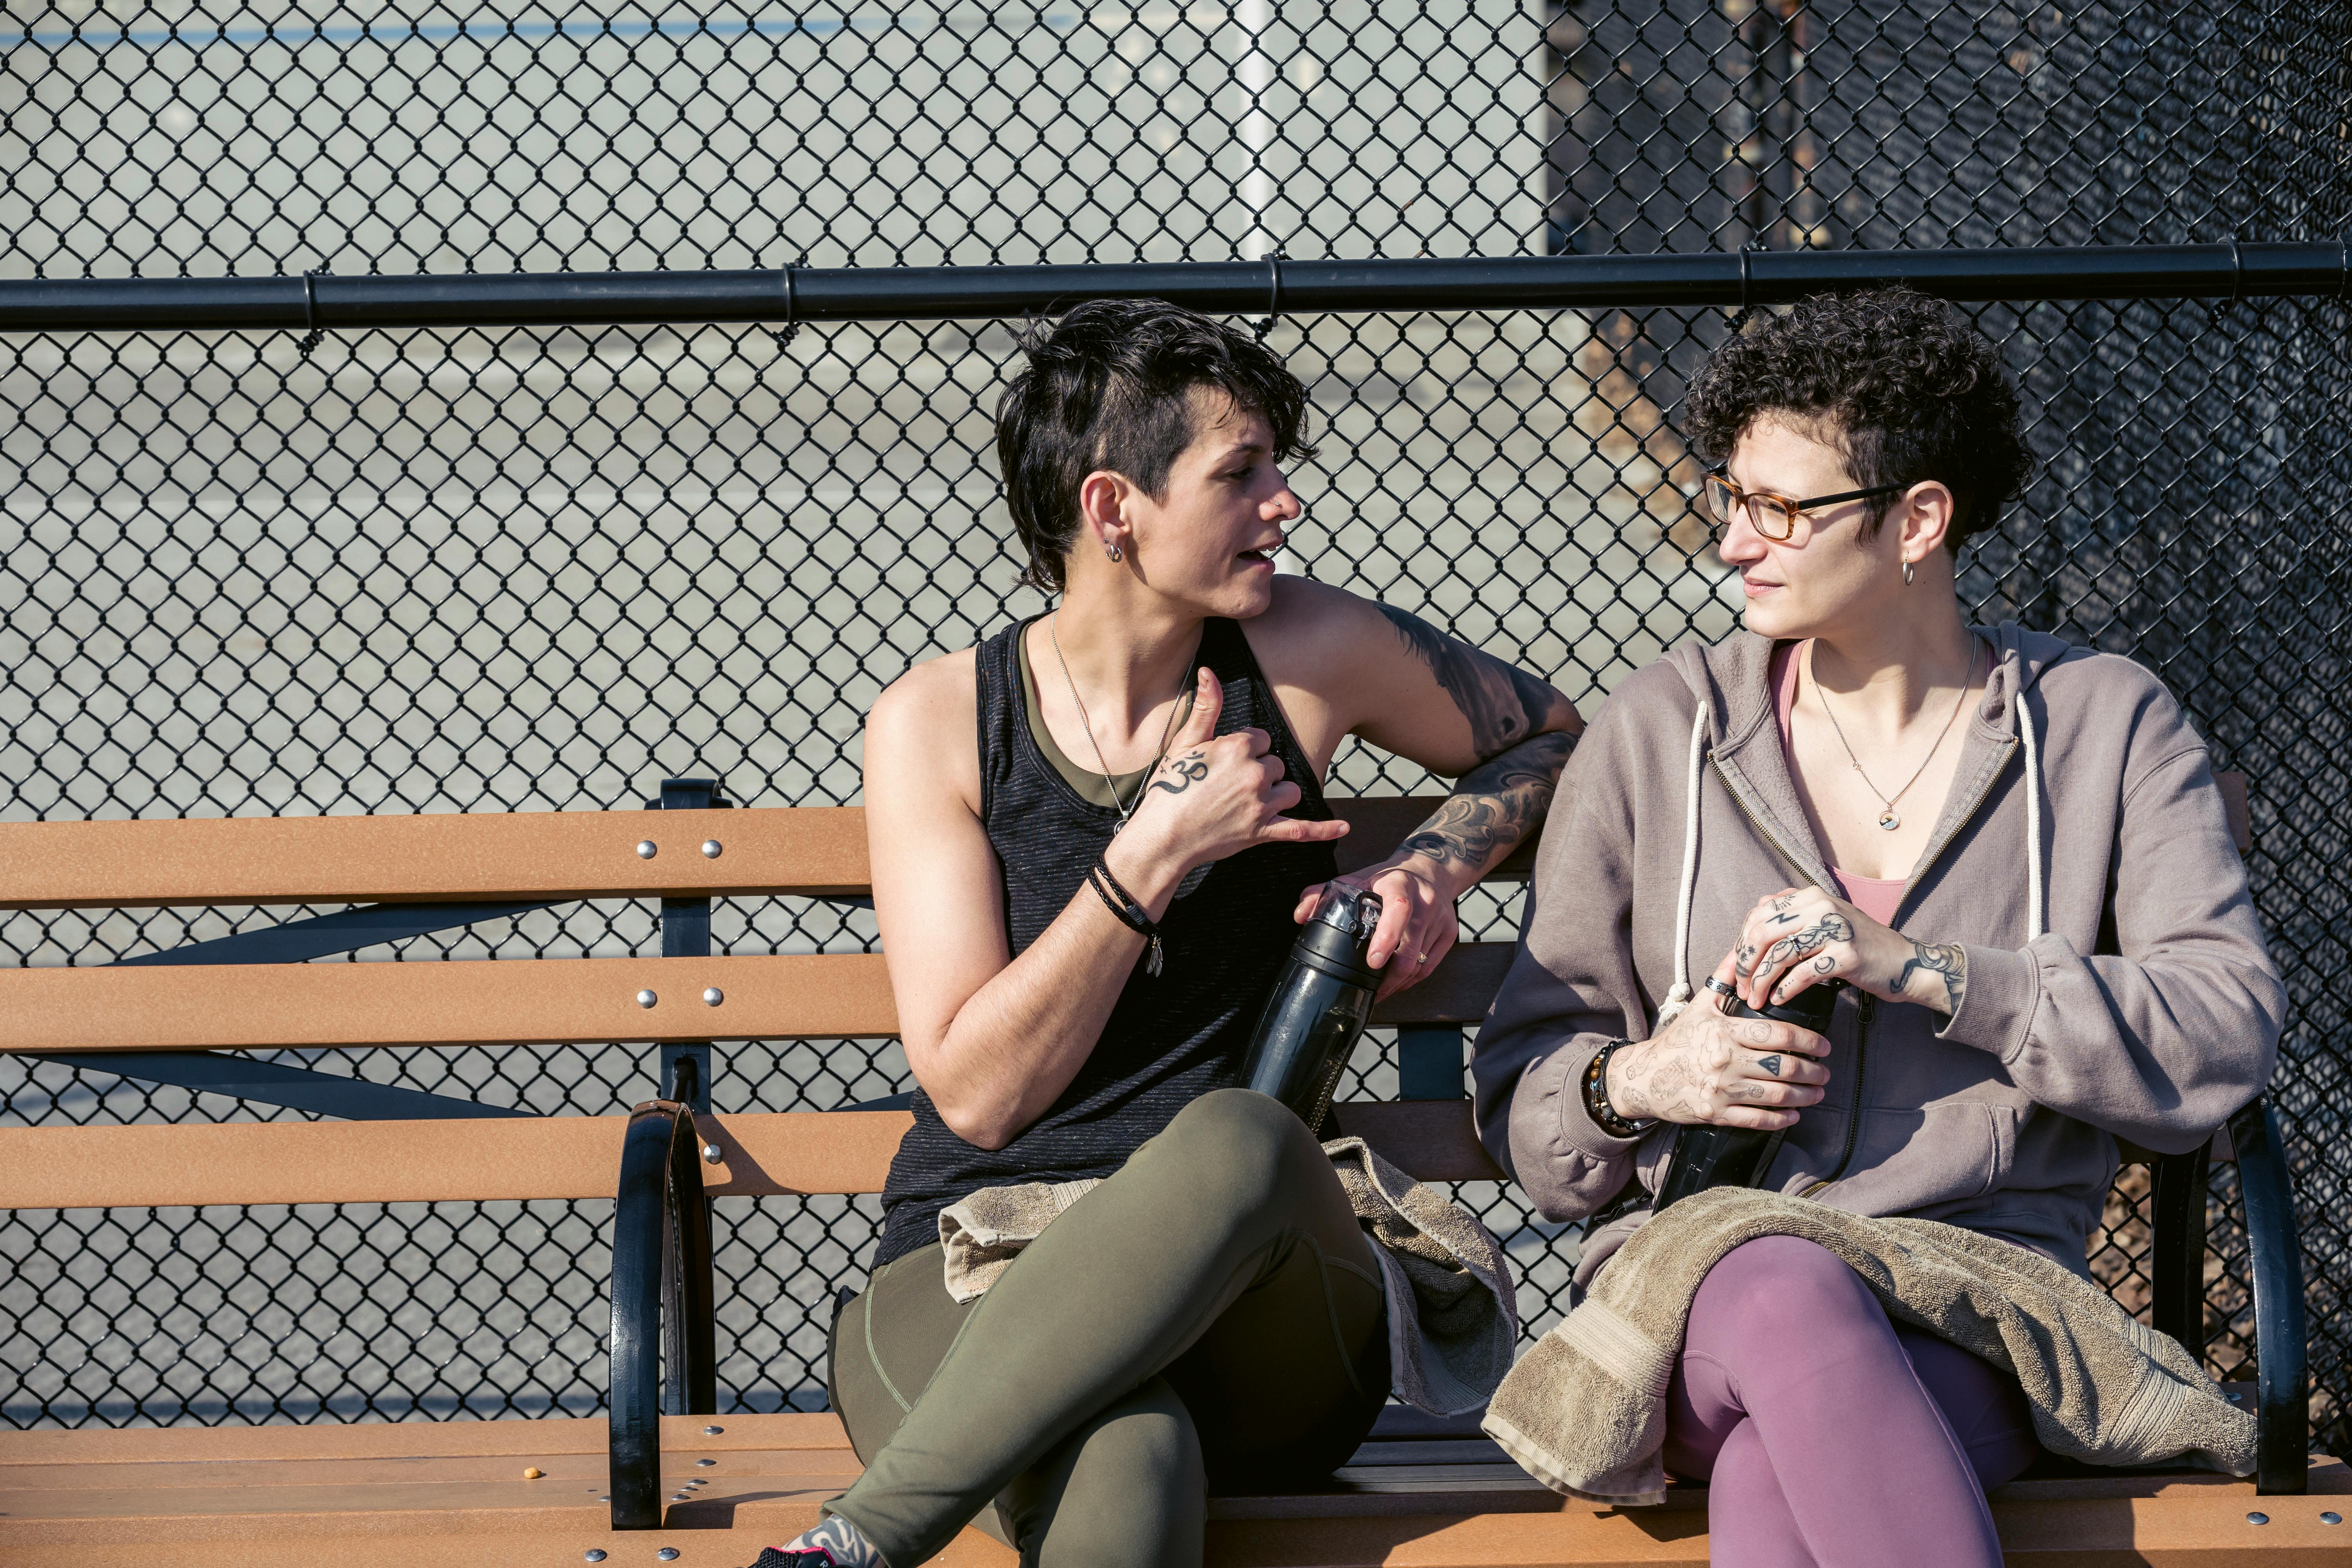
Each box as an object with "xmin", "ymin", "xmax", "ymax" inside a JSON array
[
  {"xmin": 1735, "ymin": 886, "xmax": 1942, "ymax": 1011},
  {"xmin": 1294, "ymin": 858, "xmax": 1460, "ymax": 1001}
]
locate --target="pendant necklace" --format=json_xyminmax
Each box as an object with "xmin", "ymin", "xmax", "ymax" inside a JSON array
[
  {"xmin": 1808, "ymin": 637, "xmax": 1980, "ymax": 832},
  {"xmin": 1049, "ymin": 613, "xmax": 1189, "ymax": 833}
]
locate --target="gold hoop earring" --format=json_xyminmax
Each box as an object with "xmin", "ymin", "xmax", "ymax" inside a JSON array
[
  {"xmin": 1105, "ymin": 543, "xmax": 1123, "ymax": 563},
  {"xmin": 1902, "ymin": 558, "xmax": 1915, "ymax": 586}
]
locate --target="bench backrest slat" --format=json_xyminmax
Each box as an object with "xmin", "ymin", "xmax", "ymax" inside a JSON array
[
  {"xmin": 2, "ymin": 945, "xmax": 1512, "ymax": 1056},
  {"xmin": 0, "ymin": 1111, "xmax": 915, "ymax": 1208},
  {"xmin": 0, "ymin": 1102, "xmax": 1502, "ymax": 1209},
  {"xmin": 0, "ymin": 798, "xmax": 1544, "ymax": 913},
  {"xmin": 0, "ymin": 807, "xmax": 864, "ymax": 910},
  {"xmin": 2, "ymin": 781, "xmax": 2245, "ymax": 914}
]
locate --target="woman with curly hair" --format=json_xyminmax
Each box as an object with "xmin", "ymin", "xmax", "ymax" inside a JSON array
[{"xmin": 1474, "ymin": 287, "xmax": 2282, "ymax": 1565}]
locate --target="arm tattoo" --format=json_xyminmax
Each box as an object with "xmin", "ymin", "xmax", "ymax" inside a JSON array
[
  {"xmin": 1397, "ymin": 731, "xmax": 1578, "ymax": 869},
  {"xmin": 1376, "ymin": 603, "xmax": 1564, "ymax": 758},
  {"xmin": 1896, "ymin": 940, "xmax": 1967, "ymax": 1015},
  {"xmin": 1148, "ymin": 750, "xmax": 1209, "ymax": 795}
]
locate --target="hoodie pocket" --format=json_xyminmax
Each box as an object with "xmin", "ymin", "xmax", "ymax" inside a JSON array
[{"xmin": 1814, "ymin": 1101, "xmax": 2014, "ymax": 1214}]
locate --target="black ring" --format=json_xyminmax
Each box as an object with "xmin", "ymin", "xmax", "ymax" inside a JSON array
[{"xmin": 1704, "ymin": 975, "xmax": 1740, "ymax": 1000}]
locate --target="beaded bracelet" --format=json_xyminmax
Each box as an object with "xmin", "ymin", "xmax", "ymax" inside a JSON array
[
  {"xmin": 1087, "ymin": 859, "xmax": 1164, "ymax": 977},
  {"xmin": 1583, "ymin": 1040, "xmax": 1655, "ymax": 1140}
]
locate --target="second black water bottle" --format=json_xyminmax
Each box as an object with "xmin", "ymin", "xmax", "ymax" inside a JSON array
[
  {"xmin": 1239, "ymin": 887, "xmax": 1383, "ymax": 1136},
  {"xmin": 1650, "ymin": 979, "xmax": 1838, "ymax": 1213}
]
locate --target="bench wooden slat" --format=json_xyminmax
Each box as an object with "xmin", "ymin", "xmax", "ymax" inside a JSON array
[
  {"xmin": 0, "ymin": 1100, "xmax": 1501, "ymax": 1210},
  {"xmin": 3, "ymin": 943, "xmax": 1512, "ymax": 1056},
  {"xmin": 4, "ymin": 952, "xmax": 900, "ymax": 1051},
  {"xmin": 0, "ymin": 808, "xmax": 866, "ymax": 911},
  {"xmin": 0, "ymin": 1414, "xmax": 846, "ymax": 1467},
  {"xmin": 6, "ymin": 777, "xmax": 2245, "ymax": 915},
  {"xmin": 0, "ymin": 1111, "xmax": 908, "ymax": 1208},
  {"xmin": 1331, "ymin": 1100, "xmax": 1509, "ymax": 1182},
  {"xmin": 0, "ymin": 796, "xmax": 1520, "ymax": 913},
  {"xmin": 3, "ymin": 1411, "xmax": 2338, "ymax": 1564}
]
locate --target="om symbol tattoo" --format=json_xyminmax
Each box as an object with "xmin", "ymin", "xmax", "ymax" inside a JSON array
[{"xmin": 1149, "ymin": 751, "xmax": 1210, "ymax": 796}]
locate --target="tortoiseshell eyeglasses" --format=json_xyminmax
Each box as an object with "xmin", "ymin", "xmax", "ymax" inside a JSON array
[{"xmin": 1702, "ymin": 471, "xmax": 1910, "ymax": 543}]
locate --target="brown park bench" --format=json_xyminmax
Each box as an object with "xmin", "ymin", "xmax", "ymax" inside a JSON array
[{"xmin": 2, "ymin": 773, "xmax": 2342, "ymax": 1566}]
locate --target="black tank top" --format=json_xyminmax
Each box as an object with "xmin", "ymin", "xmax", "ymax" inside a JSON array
[{"xmin": 872, "ymin": 615, "xmax": 1338, "ymax": 1267}]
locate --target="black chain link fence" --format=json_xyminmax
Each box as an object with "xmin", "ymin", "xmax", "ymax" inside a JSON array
[{"xmin": 3, "ymin": 0, "xmax": 2346, "ymax": 1455}]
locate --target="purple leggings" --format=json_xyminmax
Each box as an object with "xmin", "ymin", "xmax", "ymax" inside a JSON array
[{"xmin": 1664, "ymin": 1236, "xmax": 2040, "ymax": 1567}]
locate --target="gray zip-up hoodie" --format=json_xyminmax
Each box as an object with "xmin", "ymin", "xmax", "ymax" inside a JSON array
[{"xmin": 1472, "ymin": 624, "xmax": 2283, "ymax": 1287}]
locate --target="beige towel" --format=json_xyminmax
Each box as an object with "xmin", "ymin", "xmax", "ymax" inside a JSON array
[
  {"xmin": 1323, "ymin": 1134, "xmax": 1520, "ymax": 1416},
  {"xmin": 937, "ymin": 1178, "xmax": 1104, "ymax": 1303},
  {"xmin": 936, "ymin": 1135, "xmax": 1517, "ymax": 1416},
  {"xmin": 1482, "ymin": 1187, "xmax": 2257, "ymax": 1506}
]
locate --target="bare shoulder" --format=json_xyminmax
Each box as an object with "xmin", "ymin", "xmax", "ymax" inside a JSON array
[
  {"xmin": 865, "ymin": 646, "xmax": 983, "ymax": 809},
  {"xmin": 870, "ymin": 646, "xmax": 978, "ymax": 728},
  {"xmin": 1243, "ymin": 575, "xmax": 1403, "ymax": 684}
]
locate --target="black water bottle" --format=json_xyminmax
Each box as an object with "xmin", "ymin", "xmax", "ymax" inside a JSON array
[
  {"xmin": 1240, "ymin": 887, "xmax": 1383, "ymax": 1136},
  {"xmin": 1651, "ymin": 980, "xmax": 1839, "ymax": 1213}
]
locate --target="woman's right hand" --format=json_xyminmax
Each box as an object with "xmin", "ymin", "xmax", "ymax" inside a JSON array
[
  {"xmin": 1604, "ymin": 951, "xmax": 1832, "ymax": 1129},
  {"xmin": 1123, "ymin": 666, "xmax": 1350, "ymax": 877}
]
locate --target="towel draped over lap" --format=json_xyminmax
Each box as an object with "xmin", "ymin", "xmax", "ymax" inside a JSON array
[
  {"xmin": 1481, "ymin": 1187, "xmax": 2258, "ymax": 1506},
  {"xmin": 936, "ymin": 1134, "xmax": 1518, "ymax": 1417}
]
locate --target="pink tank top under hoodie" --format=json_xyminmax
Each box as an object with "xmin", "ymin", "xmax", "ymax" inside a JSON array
[{"xmin": 1771, "ymin": 641, "xmax": 1907, "ymax": 927}]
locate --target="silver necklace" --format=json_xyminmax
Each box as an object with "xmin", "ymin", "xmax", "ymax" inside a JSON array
[
  {"xmin": 1048, "ymin": 613, "xmax": 1188, "ymax": 829},
  {"xmin": 1806, "ymin": 638, "xmax": 1980, "ymax": 832}
]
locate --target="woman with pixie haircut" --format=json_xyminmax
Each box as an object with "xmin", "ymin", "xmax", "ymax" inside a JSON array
[
  {"xmin": 755, "ymin": 299, "xmax": 1583, "ymax": 1568},
  {"xmin": 1473, "ymin": 288, "xmax": 2282, "ymax": 1566}
]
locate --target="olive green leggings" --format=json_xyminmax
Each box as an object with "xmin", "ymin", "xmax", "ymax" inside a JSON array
[{"xmin": 827, "ymin": 1089, "xmax": 1391, "ymax": 1568}]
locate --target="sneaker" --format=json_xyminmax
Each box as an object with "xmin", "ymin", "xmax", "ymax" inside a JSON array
[{"xmin": 745, "ymin": 1551, "xmax": 837, "ymax": 1568}]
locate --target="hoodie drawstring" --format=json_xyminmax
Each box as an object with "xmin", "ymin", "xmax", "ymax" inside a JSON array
[
  {"xmin": 1653, "ymin": 702, "xmax": 1710, "ymax": 1029},
  {"xmin": 2017, "ymin": 673, "xmax": 2045, "ymax": 941},
  {"xmin": 1654, "ymin": 644, "xmax": 2043, "ymax": 1022}
]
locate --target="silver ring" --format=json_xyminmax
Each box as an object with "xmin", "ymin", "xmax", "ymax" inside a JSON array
[{"xmin": 1704, "ymin": 976, "xmax": 1740, "ymax": 1000}]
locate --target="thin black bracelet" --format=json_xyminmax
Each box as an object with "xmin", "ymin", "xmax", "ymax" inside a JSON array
[
  {"xmin": 1093, "ymin": 857, "xmax": 1148, "ymax": 914},
  {"xmin": 1087, "ymin": 860, "xmax": 1165, "ymax": 976}
]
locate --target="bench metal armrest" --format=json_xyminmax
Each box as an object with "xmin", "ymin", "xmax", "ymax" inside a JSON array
[
  {"xmin": 609, "ymin": 1091, "xmax": 719, "ymax": 1529},
  {"xmin": 2222, "ymin": 1094, "xmax": 2307, "ymax": 1495}
]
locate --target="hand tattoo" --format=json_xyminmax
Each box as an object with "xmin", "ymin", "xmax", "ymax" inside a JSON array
[
  {"xmin": 1760, "ymin": 913, "xmax": 1852, "ymax": 970},
  {"xmin": 1149, "ymin": 751, "xmax": 1209, "ymax": 795},
  {"xmin": 1398, "ymin": 731, "xmax": 1577, "ymax": 869},
  {"xmin": 1896, "ymin": 940, "xmax": 1967, "ymax": 1015},
  {"xmin": 1755, "ymin": 1054, "xmax": 1782, "ymax": 1078},
  {"xmin": 1376, "ymin": 603, "xmax": 1567, "ymax": 757}
]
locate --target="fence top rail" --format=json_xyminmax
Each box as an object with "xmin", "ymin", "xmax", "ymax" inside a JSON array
[{"xmin": 5, "ymin": 243, "xmax": 2348, "ymax": 332}]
